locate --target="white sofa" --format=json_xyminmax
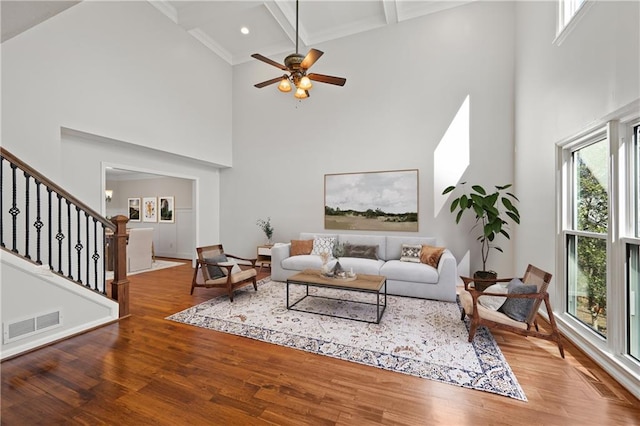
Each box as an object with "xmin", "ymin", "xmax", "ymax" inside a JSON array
[{"xmin": 271, "ymin": 233, "xmax": 457, "ymax": 302}]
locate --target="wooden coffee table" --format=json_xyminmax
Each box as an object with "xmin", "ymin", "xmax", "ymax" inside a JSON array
[{"xmin": 286, "ymin": 269, "xmax": 387, "ymax": 324}]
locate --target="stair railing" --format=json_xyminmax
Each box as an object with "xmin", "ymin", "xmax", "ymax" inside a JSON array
[{"xmin": 0, "ymin": 147, "xmax": 129, "ymax": 317}]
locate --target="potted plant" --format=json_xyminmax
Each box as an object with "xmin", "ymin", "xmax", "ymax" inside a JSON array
[
  {"xmin": 256, "ymin": 217, "xmax": 274, "ymax": 245},
  {"xmin": 442, "ymin": 183, "xmax": 520, "ymax": 289}
]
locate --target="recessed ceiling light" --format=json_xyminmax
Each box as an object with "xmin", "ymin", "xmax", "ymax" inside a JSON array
[{"xmin": 240, "ymin": 27, "xmax": 250, "ymax": 35}]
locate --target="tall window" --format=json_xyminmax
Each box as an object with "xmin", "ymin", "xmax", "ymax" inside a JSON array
[
  {"xmin": 566, "ymin": 137, "xmax": 609, "ymax": 336},
  {"xmin": 628, "ymin": 124, "xmax": 640, "ymax": 361},
  {"xmin": 559, "ymin": 0, "xmax": 586, "ymax": 31}
]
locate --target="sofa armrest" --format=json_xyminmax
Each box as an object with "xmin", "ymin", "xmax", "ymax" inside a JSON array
[
  {"xmin": 271, "ymin": 243, "xmax": 291, "ymax": 281},
  {"xmin": 437, "ymin": 249, "xmax": 458, "ymax": 295}
]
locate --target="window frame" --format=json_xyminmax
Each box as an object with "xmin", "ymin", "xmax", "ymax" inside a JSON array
[{"xmin": 554, "ymin": 0, "xmax": 593, "ymax": 46}]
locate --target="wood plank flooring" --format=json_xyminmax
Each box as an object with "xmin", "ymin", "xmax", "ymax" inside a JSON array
[{"xmin": 2, "ymin": 261, "xmax": 639, "ymax": 425}]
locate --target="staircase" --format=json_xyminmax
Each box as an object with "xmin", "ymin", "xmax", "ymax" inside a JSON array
[{"xmin": 0, "ymin": 147, "xmax": 129, "ymax": 359}]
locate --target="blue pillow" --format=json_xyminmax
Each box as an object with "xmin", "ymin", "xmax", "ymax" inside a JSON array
[
  {"xmin": 498, "ymin": 279, "xmax": 538, "ymax": 322},
  {"xmin": 204, "ymin": 254, "xmax": 228, "ymax": 279}
]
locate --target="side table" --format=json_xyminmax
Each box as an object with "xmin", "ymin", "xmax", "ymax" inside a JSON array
[{"xmin": 257, "ymin": 244, "xmax": 273, "ymax": 273}]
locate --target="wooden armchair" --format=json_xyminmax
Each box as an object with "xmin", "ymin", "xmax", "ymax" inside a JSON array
[
  {"xmin": 459, "ymin": 264, "xmax": 564, "ymax": 358},
  {"xmin": 191, "ymin": 245, "xmax": 258, "ymax": 301}
]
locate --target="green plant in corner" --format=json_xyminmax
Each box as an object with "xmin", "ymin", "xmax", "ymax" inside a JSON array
[
  {"xmin": 442, "ymin": 183, "xmax": 520, "ymax": 280},
  {"xmin": 256, "ymin": 217, "xmax": 274, "ymax": 243}
]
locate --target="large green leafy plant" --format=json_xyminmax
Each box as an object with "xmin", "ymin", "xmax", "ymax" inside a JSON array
[{"xmin": 442, "ymin": 183, "xmax": 520, "ymax": 274}]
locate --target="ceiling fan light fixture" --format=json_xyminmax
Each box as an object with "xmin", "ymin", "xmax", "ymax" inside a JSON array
[
  {"xmin": 278, "ymin": 77, "xmax": 292, "ymax": 92},
  {"xmin": 294, "ymin": 87, "xmax": 308, "ymax": 99},
  {"xmin": 298, "ymin": 76, "xmax": 312, "ymax": 90}
]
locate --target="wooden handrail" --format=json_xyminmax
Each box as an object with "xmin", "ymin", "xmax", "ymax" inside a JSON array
[{"xmin": 0, "ymin": 147, "xmax": 114, "ymax": 231}]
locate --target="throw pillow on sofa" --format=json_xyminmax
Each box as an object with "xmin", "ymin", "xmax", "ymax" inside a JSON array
[
  {"xmin": 420, "ymin": 245, "xmax": 445, "ymax": 268},
  {"xmin": 311, "ymin": 236, "xmax": 336, "ymax": 257},
  {"xmin": 400, "ymin": 244, "xmax": 422, "ymax": 262},
  {"xmin": 343, "ymin": 243, "xmax": 379, "ymax": 260},
  {"xmin": 291, "ymin": 239, "xmax": 313, "ymax": 256}
]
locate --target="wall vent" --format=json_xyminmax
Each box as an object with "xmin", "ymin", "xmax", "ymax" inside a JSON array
[{"xmin": 3, "ymin": 309, "xmax": 63, "ymax": 344}]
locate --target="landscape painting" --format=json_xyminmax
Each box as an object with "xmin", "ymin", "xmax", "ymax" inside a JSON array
[{"xmin": 325, "ymin": 169, "xmax": 419, "ymax": 231}]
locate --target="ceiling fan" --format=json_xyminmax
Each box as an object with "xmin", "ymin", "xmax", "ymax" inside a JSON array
[{"xmin": 251, "ymin": 0, "xmax": 346, "ymax": 99}]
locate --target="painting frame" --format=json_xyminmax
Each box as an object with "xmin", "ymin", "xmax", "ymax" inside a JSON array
[
  {"xmin": 324, "ymin": 169, "xmax": 419, "ymax": 232},
  {"xmin": 128, "ymin": 198, "xmax": 141, "ymax": 222},
  {"xmin": 159, "ymin": 196, "xmax": 175, "ymax": 223},
  {"xmin": 142, "ymin": 197, "xmax": 157, "ymax": 223}
]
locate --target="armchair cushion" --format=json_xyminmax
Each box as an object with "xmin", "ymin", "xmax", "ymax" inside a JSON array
[
  {"xmin": 498, "ymin": 279, "xmax": 538, "ymax": 322},
  {"xmin": 478, "ymin": 283, "xmax": 508, "ymax": 311}
]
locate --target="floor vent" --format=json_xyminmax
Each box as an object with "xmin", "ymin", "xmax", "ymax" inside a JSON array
[
  {"xmin": 3, "ymin": 309, "xmax": 63, "ymax": 344},
  {"xmin": 575, "ymin": 366, "xmax": 621, "ymax": 401}
]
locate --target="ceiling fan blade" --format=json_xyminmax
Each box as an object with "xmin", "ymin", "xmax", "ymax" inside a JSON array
[
  {"xmin": 300, "ymin": 49, "xmax": 324, "ymax": 70},
  {"xmin": 251, "ymin": 53, "xmax": 287, "ymax": 71},
  {"xmin": 307, "ymin": 73, "xmax": 346, "ymax": 87},
  {"xmin": 254, "ymin": 77, "xmax": 283, "ymax": 88}
]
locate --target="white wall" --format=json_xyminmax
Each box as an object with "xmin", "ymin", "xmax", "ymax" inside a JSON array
[
  {"xmin": 225, "ymin": 1, "xmax": 517, "ymax": 276},
  {"xmin": 1, "ymin": 0, "xmax": 232, "ymax": 183},
  {"xmin": 514, "ymin": 1, "xmax": 640, "ymax": 291}
]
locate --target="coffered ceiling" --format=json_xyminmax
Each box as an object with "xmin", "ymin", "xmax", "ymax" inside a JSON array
[{"xmin": 2, "ymin": 1, "xmax": 473, "ymax": 65}]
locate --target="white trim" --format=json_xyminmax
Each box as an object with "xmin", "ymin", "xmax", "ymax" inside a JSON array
[{"xmin": 554, "ymin": 0, "xmax": 593, "ymax": 46}]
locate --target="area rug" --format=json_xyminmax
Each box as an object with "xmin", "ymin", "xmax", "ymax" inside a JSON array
[
  {"xmin": 166, "ymin": 278, "xmax": 527, "ymax": 401},
  {"xmin": 106, "ymin": 259, "xmax": 185, "ymax": 280}
]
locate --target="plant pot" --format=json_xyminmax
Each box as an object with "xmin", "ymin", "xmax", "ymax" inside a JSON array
[{"xmin": 473, "ymin": 270, "xmax": 498, "ymax": 292}]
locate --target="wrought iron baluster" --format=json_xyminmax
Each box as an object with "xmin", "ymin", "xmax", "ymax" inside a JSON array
[
  {"xmin": 24, "ymin": 171, "xmax": 31, "ymax": 259},
  {"xmin": 100, "ymin": 223, "xmax": 106, "ymax": 294},
  {"xmin": 48, "ymin": 187, "xmax": 53, "ymax": 269},
  {"xmin": 67, "ymin": 199, "xmax": 72, "ymax": 279},
  {"xmin": 10, "ymin": 163, "xmax": 19, "ymax": 253},
  {"xmin": 75, "ymin": 206, "xmax": 82, "ymax": 283},
  {"xmin": 85, "ymin": 212, "xmax": 90, "ymax": 287},
  {"xmin": 93, "ymin": 218, "xmax": 99, "ymax": 292},
  {"xmin": 56, "ymin": 193, "xmax": 63, "ymax": 273},
  {"xmin": 34, "ymin": 180, "xmax": 43, "ymax": 264}
]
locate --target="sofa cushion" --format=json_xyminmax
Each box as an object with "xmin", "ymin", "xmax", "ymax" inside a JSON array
[
  {"xmin": 420, "ymin": 245, "xmax": 445, "ymax": 268},
  {"xmin": 334, "ymin": 257, "xmax": 385, "ymax": 275},
  {"xmin": 386, "ymin": 236, "xmax": 438, "ymax": 260},
  {"xmin": 400, "ymin": 244, "xmax": 421, "ymax": 263},
  {"xmin": 282, "ymin": 254, "xmax": 325, "ymax": 271},
  {"xmin": 380, "ymin": 260, "xmax": 439, "ymax": 284},
  {"xmin": 291, "ymin": 239, "xmax": 313, "ymax": 256},
  {"xmin": 310, "ymin": 236, "xmax": 337, "ymax": 256},
  {"xmin": 342, "ymin": 243, "xmax": 378, "ymax": 260}
]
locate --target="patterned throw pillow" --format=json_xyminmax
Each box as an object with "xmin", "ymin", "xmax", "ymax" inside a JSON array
[
  {"xmin": 419, "ymin": 245, "xmax": 445, "ymax": 268},
  {"xmin": 310, "ymin": 236, "xmax": 336, "ymax": 256},
  {"xmin": 400, "ymin": 244, "xmax": 422, "ymax": 262},
  {"xmin": 290, "ymin": 239, "xmax": 313, "ymax": 256}
]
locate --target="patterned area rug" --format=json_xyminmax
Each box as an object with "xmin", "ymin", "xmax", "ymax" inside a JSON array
[{"xmin": 167, "ymin": 278, "xmax": 526, "ymax": 401}]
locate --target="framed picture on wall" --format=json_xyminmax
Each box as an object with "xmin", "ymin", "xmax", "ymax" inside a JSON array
[
  {"xmin": 159, "ymin": 196, "xmax": 175, "ymax": 223},
  {"xmin": 128, "ymin": 198, "xmax": 141, "ymax": 222},
  {"xmin": 142, "ymin": 197, "xmax": 157, "ymax": 222},
  {"xmin": 324, "ymin": 169, "xmax": 419, "ymax": 232}
]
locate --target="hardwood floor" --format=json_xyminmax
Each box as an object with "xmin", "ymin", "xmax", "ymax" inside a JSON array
[{"xmin": 2, "ymin": 261, "xmax": 639, "ymax": 425}]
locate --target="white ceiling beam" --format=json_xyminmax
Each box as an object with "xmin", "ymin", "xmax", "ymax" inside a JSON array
[
  {"xmin": 176, "ymin": 1, "xmax": 259, "ymax": 31},
  {"xmin": 264, "ymin": 0, "xmax": 308, "ymax": 50},
  {"xmin": 148, "ymin": 0, "xmax": 177, "ymax": 24}
]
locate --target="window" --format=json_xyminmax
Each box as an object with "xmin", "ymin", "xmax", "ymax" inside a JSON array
[
  {"xmin": 628, "ymin": 124, "xmax": 640, "ymax": 361},
  {"xmin": 555, "ymin": 0, "xmax": 591, "ymax": 45},
  {"xmin": 566, "ymin": 137, "xmax": 609, "ymax": 336},
  {"xmin": 557, "ymin": 103, "xmax": 640, "ymax": 382}
]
